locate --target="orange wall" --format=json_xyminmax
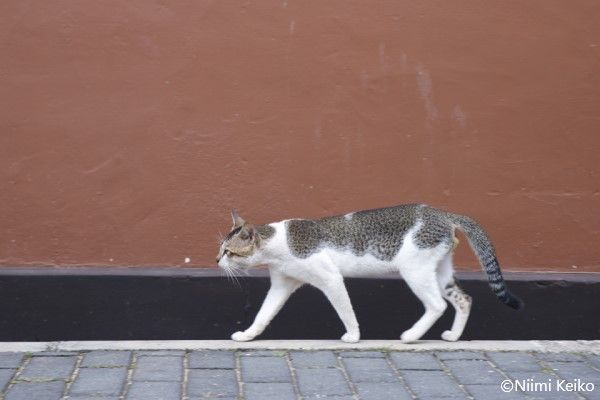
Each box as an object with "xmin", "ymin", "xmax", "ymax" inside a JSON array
[{"xmin": 1, "ymin": 0, "xmax": 599, "ymax": 271}]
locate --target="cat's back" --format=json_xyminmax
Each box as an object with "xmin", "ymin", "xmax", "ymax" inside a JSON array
[{"xmin": 286, "ymin": 203, "xmax": 431, "ymax": 261}]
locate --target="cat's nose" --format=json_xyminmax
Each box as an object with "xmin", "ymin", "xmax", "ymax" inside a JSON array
[{"xmin": 216, "ymin": 255, "xmax": 221, "ymax": 263}]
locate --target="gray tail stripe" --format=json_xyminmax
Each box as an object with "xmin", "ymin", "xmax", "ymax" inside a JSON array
[{"xmin": 447, "ymin": 213, "xmax": 521, "ymax": 309}]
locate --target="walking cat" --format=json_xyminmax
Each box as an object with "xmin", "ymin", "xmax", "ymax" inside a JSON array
[{"xmin": 216, "ymin": 204, "xmax": 523, "ymax": 343}]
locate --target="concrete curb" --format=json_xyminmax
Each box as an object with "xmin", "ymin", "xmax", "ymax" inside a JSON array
[{"xmin": 0, "ymin": 340, "xmax": 598, "ymax": 353}]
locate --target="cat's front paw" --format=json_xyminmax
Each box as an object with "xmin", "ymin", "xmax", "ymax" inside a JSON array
[
  {"xmin": 400, "ymin": 329, "xmax": 420, "ymax": 343},
  {"xmin": 231, "ymin": 331, "xmax": 255, "ymax": 342},
  {"xmin": 441, "ymin": 330, "xmax": 460, "ymax": 342},
  {"xmin": 341, "ymin": 332, "xmax": 360, "ymax": 343}
]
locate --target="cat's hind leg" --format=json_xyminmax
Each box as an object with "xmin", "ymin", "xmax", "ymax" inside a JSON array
[
  {"xmin": 437, "ymin": 252, "xmax": 472, "ymax": 342},
  {"xmin": 399, "ymin": 262, "xmax": 447, "ymax": 343}
]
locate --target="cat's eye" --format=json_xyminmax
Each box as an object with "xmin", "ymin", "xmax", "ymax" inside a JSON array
[{"xmin": 224, "ymin": 249, "xmax": 241, "ymax": 257}]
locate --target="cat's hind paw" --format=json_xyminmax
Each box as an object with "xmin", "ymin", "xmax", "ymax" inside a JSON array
[
  {"xmin": 231, "ymin": 331, "xmax": 255, "ymax": 342},
  {"xmin": 341, "ymin": 332, "xmax": 360, "ymax": 343},
  {"xmin": 441, "ymin": 330, "xmax": 460, "ymax": 342}
]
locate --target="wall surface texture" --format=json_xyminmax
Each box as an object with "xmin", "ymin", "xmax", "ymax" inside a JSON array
[{"xmin": 1, "ymin": 1, "xmax": 599, "ymax": 271}]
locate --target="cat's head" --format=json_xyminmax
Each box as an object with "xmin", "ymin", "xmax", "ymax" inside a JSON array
[{"xmin": 216, "ymin": 209, "xmax": 262, "ymax": 271}]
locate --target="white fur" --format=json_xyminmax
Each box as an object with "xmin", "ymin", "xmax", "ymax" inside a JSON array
[{"xmin": 218, "ymin": 220, "xmax": 470, "ymax": 343}]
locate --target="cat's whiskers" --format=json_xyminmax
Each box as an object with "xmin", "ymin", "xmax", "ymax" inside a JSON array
[
  {"xmin": 229, "ymin": 265, "xmax": 245, "ymax": 286},
  {"xmin": 223, "ymin": 264, "xmax": 241, "ymax": 288},
  {"xmin": 222, "ymin": 266, "xmax": 234, "ymax": 285}
]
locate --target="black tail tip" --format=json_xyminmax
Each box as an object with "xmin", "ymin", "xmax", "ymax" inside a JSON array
[{"xmin": 504, "ymin": 294, "xmax": 524, "ymax": 310}]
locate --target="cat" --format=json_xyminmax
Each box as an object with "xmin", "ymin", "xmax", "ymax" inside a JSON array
[{"xmin": 216, "ymin": 204, "xmax": 523, "ymax": 343}]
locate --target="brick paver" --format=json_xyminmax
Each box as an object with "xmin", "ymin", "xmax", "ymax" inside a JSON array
[
  {"xmin": 69, "ymin": 367, "xmax": 128, "ymax": 397},
  {"xmin": 390, "ymin": 351, "xmax": 443, "ymax": 370},
  {"xmin": 128, "ymin": 381, "xmax": 182, "ymax": 400},
  {"xmin": 187, "ymin": 368, "xmax": 238, "ymax": 398},
  {"xmin": 290, "ymin": 350, "xmax": 338, "ymax": 368},
  {"xmin": 342, "ymin": 357, "xmax": 398, "ymax": 382},
  {"xmin": 339, "ymin": 350, "xmax": 386, "ymax": 358},
  {"xmin": 354, "ymin": 381, "xmax": 412, "ymax": 400},
  {"xmin": 443, "ymin": 359, "xmax": 504, "ymax": 385},
  {"xmin": 81, "ymin": 351, "xmax": 131, "ymax": 368},
  {"xmin": 401, "ymin": 369, "xmax": 467, "ymax": 398},
  {"xmin": 0, "ymin": 349, "xmax": 597, "ymax": 399},
  {"xmin": 486, "ymin": 351, "xmax": 543, "ymax": 372},
  {"xmin": 0, "ymin": 353, "xmax": 23, "ymax": 369},
  {"xmin": 0, "ymin": 369, "xmax": 16, "ymax": 391},
  {"xmin": 296, "ymin": 367, "xmax": 353, "ymax": 397},
  {"xmin": 244, "ymin": 382, "xmax": 296, "ymax": 400},
  {"xmin": 5, "ymin": 381, "xmax": 65, "ymax": 400},
  {"xmin": 19, "ymin": 355, "xmax": 77, "ymax": 380},
  {"xmin": 133, "ymin": 355, "xmax": 184, "ymax": 382},
  {"xmin": 241, "ymin": 355, "xmax": 291, "ymax": 382},
  {"xmin": 188, "ymin": 350, "xmax": 235, "ymax": 369}
]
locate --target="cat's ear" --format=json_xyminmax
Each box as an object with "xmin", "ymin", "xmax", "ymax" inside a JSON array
[
  {"xmin": 246, "ymin": 225, "xmax": 261, "ymax": 246},
  {"xmin": 246, "ymin": 224, "xmax": 256, "ymax": 240},
  {"xmin": 231, "ymin": 209, "xmax": 246, "ymax": 228}
]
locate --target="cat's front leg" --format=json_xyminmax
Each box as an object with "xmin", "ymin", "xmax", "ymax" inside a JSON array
[{"xmin": 231, "ymin": 271, "xmax": 302, "ymax": 342}]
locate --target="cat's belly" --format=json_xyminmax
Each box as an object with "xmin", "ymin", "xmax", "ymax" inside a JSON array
[{"xmin": 321, "ymin": 248, "xmax": 398, "ymax": 277}]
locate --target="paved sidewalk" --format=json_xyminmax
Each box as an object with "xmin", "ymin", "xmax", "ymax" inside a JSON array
[{"xmin": 0, "ymin": 345, "xmax": 599, "ymax": 400}]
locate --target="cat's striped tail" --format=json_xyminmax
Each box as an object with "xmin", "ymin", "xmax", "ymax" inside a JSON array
[{"xmin": 447, "ymin": 213, "xmax": 524, "ymax": 310}]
